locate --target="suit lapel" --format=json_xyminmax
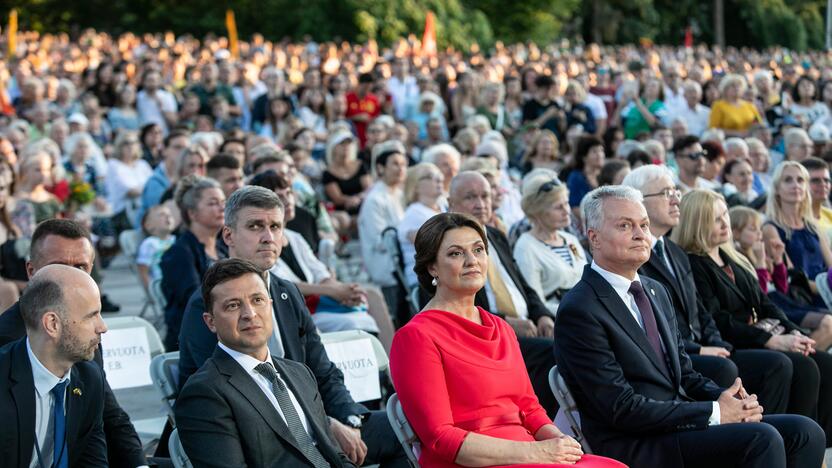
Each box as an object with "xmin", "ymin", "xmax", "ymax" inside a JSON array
[
  {"xmin": 487, "ymin": 229, "xmax": 526, "ymax": 299},
  {"xmin": 66, "ymin": 367, "xmax": 85, "ymax": 459},
  {"xmin": 584, "ymin": 267, "xmax": 672, "ymax": 381},
  {"xmin": 273, "ymin": 359, "xmax": 338, "ymax": 466},
  {"xmin": 643, "ymin": 282, "xmax": 681, "ymax": 384},
  {"xmin": 270, "ymin": 275, "xmax": 301, "ymax": 361},
  {"xmin": 214, "ymin": 348, "xmax": 305, "ymax": 455},
  {"xmin": 9, "ymin": 341, "xmax": 35, "ymax": 468}
]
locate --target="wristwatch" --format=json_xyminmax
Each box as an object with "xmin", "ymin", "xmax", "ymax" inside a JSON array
[{"xmin": 345, "ymin": 414, "xmax": 364, "ymax": 429}]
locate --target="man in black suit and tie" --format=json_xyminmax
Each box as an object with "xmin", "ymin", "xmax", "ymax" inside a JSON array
[
  {"xmin": 177, "ymin": 186, "xmax": 407, "ymax": 467},
  {"xmin": 0, "ymin": 264, "xmax": 109, "ymax": 467},
  {"xmin": 176, "ymin": 258, "xmax": 355, "ymax": 467},
  {"xmin": 447, "ymin": 171, "xmax": 558, "ymax": 414},
  {"xmin": 0, "ymin": 219, "xmax": 146, "ymax": 468},
  {"xmin": 554, "ymin": 185, "xmax": 825, "ymax": 468},
  {"xmin": 623, "ymin": 165, "xmax": 793, "ymax": 414}
]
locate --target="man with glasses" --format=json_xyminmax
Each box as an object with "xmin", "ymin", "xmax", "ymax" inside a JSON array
[
  {"xmin": 673, "ymin": 135, "xmax": 719, "ymax": 194},
  {"xmin": 801, "ymin": 157, "xmax": 832, "ymax": 235},
  {"xmin": 624, "ymin": 165, "xmax": 793, "ymax": 416}
]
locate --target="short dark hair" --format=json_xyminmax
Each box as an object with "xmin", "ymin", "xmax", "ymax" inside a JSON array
[
  {"xmin": 219, "ymin": 138, "xmax": 245, "ymax": 153},
  {"xmin": 626, "ymin": 149, "xmax": 652, "ymax": 168},
  {"xmin": 224, "ymin": 184, "xmax": 283, "ymax": 229},
  {"xmin": 702, "ymin": 141, "xmax": 725, "ymax": 162},
  {"xmin": 164, "ymin": 129, "xmax": 191, "ymax": 148},
  {"xmin": 251, "ymin": 154, "xmax": 282, "ymax": 174},
  {"xmin": 574, "ymin": 135, "xmax": 605, "ymax": 170},
  {"xmin": 413, "ymin": 212, "xmax": 488, "ymax": 295},
  {"xmin": 801, "ymin": 156, "xmax": 828, "ymax": 172},
  {"xmin": 599, "ymin": 159, "xmax": 630, "ymax": 186},
  {"xmin": 534, "ymin": 75, "xmax": 554, "ymax": 89},
  {"xmin": 206, "ymin": 154, "xmax": 241, "ymax": 176},
  {"xmin": 721, "ymin": 158, "xmax": 751, "ymax": 180},
  {"xmin": 30, "ymin": 219, "xmax": 92, "ymax": 265},
  {"xmin": 672, "ymin": 135, "xmax": 700, "ymax": 154},
  {"xmin": 20, "ymin": 277, "xmax": 65, "ymax": 330},
  {"xmin": 249, "ymin": 170, "xmax": 290, "ymax": 192},
  {"xmin": 202, "ymin": 258, "xmax": 266, "ymax": 314},
  {"xmin": 792, "ymin": 76, "xmax": 818, "ymax": 103}
]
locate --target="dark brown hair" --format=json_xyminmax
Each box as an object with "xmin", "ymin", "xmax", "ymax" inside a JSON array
[
  {"xmin": 413, "ymin": 212, "xmax": 488, "ymax": 295},
  {"xmin": 202, "ymin": 258, "xmax": 266, "ymax": 314}
]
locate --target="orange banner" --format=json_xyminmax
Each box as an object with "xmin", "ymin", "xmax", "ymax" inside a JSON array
[
  {"xmin": 8, "ymin": 9, "xmax": 17, "ymax": 58},
  {"xmin": 225, "ymin": 9, "xmax": 239, "ymax": 58}
]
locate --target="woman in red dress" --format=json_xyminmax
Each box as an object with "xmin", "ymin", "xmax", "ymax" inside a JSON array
[{"xmin": 390, "ymin": 212, "xmax": 626, "ymax": 468}]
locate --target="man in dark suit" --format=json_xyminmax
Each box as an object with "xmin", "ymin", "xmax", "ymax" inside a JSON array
[
  {"xmin": 0, "ymin": 265, "xmax": 109, "ymax": 467},
  {"xmin": 447, "ymin": 171, "xmax": 558, "ymax": 414},
  {"xmin": 624, "ymin": 165, "xmax": 793, "ymax": 413},
  {"xmin": 554, "ymin": 185, "xmax": 825, "ymax": 468},
  {"xmin": 178, "ymin": 186, "xmax": 407, "ymax": 467},
  {"xmin": 0, "ymin": 219, "xmax": 146, "ymax": 468},
  {"xmin": 176, "ymin": 258, "xmax": 355, "ymax": 467}
]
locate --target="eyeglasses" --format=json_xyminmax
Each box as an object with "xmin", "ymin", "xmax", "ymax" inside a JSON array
[
  {"xmin": 537, "ymin": 179, "xmax": 560, "ymax": 195},
  {"xmin": 683, "ymin": 151, "xmax": 706, "ymax": 160},
  {"xmin": 643, "ymin": 188, "xmax": 682, "ymax": 201},
  {"xmin": 810, "ymin": 177, "xmax": 832, "ymax": 185}
]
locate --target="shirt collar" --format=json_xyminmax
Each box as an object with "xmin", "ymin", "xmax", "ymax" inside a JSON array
[
  {"xmin": 218, "ymin": 341, "xmax": 274, "ymax": 374},
  {"xmin": 591, "ymin": 260, "xmax": 642, "ymax": 297},
  {"xmin": 26, "ymin": 338, "xmax": 70, "ymax": 397}
]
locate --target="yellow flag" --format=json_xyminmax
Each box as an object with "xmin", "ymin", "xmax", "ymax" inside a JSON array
[
  {"xmin": 225, "ymin": 9, "xmax": 239, "ymax": 58},
  {"xmin": 8, "ymin": 9, "xmax": 17, "ymax": 58}
]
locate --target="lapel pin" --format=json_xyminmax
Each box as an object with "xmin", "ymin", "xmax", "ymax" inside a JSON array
[
  {"xmin": 72, "ymin": 388, "xmax": 82, "ymax": 397},
  {"xmin": 650, "ymin": 288, "xmax": 656, "ymax": 296},
  {"xmin": 280, "ymin": 292, "xmax": 288, "ymax": 300}
]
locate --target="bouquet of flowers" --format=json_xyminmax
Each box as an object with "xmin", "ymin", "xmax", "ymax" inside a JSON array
[{"xmin": 66, "ymin": 179, "xmax": 96, "ymax": 213}]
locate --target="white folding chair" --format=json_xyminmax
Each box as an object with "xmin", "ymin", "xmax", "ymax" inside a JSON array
[
  {"xmin": 150, "ymin": 351, "xmax": 180, "ymax": 425},
  {"xmin": 549, "ymin": 365, "xmax": 592, "ymax": 453},
  {"xmin": 381, "ymin": 227, "xmax": 419, "ymax": 317},
  {"xmin": 103, "ymin": 316, "xmax": 165, "ymax": 357},
  {"xmin": 168, "ymin": 428, "xmax": 193, "ymax": 468},
  {"xmin": 119, "ymin": 229, "xmax": 161, "ymax": 322},
  {"xmin": 386, "ymin": 393, "xmax": 421, "ymax": 467}
]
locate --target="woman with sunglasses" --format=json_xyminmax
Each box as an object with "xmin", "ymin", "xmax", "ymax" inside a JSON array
[{"xmin": 513, "ymin": 175, "xmax": 587, "ymax": 315}]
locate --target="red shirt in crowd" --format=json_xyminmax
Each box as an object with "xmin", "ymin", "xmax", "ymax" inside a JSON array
[{"xmin": 346, "ymin": 91, "xmax": 381, "ymax": 148}]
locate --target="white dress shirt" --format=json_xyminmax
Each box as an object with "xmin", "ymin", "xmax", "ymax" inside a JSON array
[
  {"xmin": 27, "ymin": 338, "xmax": 70, "ymax": 468},
  {"xmin": 217, "ymin": 342, "xmax": 314, "ymax": 439},
  {"xmin": 263, "ymin": 274, "xmax": 285, "ymax": 359},
  {"xmin": 589, "ymin": 262, "xmax": 721, "ymax": 425}
]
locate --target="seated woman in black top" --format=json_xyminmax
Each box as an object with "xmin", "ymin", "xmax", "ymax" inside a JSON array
[
  {"xmin": 159, "ymin": 175, "xmax": 225, "ymax": 350},
  {"xmin": 323, "ymin": 130, "xmax": 371, "ymax": 236},
  {"xmin": 675, "ymin": 189, "xmax": 832, "ymax": 447}
]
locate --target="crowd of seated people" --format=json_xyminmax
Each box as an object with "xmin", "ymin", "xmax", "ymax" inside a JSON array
[{"xmin": 3, "ymin": 27, "xmax": 832, "ymax": 467}]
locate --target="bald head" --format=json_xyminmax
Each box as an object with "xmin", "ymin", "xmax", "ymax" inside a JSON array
[
  {"xmin": 22, "ymin": 265, "xmax": 99, "ymax": 331},
  {"xmin": 448, "ymin": 171, "xmax": 492, "ymax": 225}
]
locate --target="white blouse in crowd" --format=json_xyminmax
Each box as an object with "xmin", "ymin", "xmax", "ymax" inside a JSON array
[
  {"xmin": 357, "ymin": 182, "xmax": 405, "ymax": 287},
  {"xmin": 270, "ymin": 229, "xmax": 378, "ymax": 333},
  {"xmin": 398, "ymin": 201, "xmax": 441, "ymax": 287},
  {"xmin": 106, "ymin": 158, "xmax": 153, "ymax": 215},
  {"xmin": 668, "ymin": 101, "xmax": 711, "ymax": 137},
  {"xmin": 790, "ymin": 101, "xmax": 829, "ymax": 127},
  {"xmin": 513, "ymin": 230, "xmax": 588, "ymax": 315}
]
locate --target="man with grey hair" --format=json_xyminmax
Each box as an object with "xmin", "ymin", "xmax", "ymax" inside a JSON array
[
  {"xmin": 0, "ymin": 264, "xmax": 109, "ymax": 467},
  {"xmin": 670, "ymin": 80, "xmax": 710, "ymax": 137},
  {"xmin": 178, "ymin": 185, "xmax": 408, "ymax": 468},
  {"xmin": 555, "ymin": 186, "xmax": 825, "ymax": 468},
  {"xmin": 624, "ymin": 165, "xmax": 792, "ymax": 414},
  {"xmin": 784, "ymin": 127, "xmax": 813, "ymax": 163},
  {"xmin": 421, "ymin": 143, "xmax": 460, "ymax": 195}
]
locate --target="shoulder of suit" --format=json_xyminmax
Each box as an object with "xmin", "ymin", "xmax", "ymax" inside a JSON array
[{"xmin": 71, "ymin": 359, "xmax": 106, "ymax": 390}]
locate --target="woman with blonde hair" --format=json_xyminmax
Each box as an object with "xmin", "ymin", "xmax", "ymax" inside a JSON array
[
  {"xmin": 731, "ymin": 205, "xmax": 832, "ymax": 351},
  {"xmin": 521, "ymin": 129, "xmax": 560, "ymax": 175},
  {"xmin": 513, "ymin": 175, "xmax": 586, "ymax": 314},
  {"xmin": 763, "ymin": 161, "xmax": 832, "ymax": 310},
  {"xmin": 398, "ymin": 162, "xmax": 444, "ymax": 287},
  {"xmin": 708, "ymin": 74, "xmax": 763, "ymax": 136},
  {"xmin": 676, "ymin": 189, "xmax": 832, "ymax": 447}
]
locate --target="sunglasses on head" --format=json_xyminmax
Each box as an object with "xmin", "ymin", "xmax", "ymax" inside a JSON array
[{"xmin": 537, "ymin": 179, "xmax": 560, "ymax": 195}]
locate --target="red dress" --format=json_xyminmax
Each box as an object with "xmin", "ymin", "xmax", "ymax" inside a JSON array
[{"xmin": 390, "ymin": 308, "xmax": 626, "ymax": 468}]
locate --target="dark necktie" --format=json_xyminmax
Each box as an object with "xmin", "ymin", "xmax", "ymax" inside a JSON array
[
  {"xmin": 51, "ymin": 380, "xmax": 68, "ymax": 468},
  {"xmin": 254, "ymin": 362, "xmax": 330, "ymax": 468},
  {"xmin": 654, "ymin": 238, "xmax": 676, "ymax": 279},
  {"xmin": 628, "ymin": 281, "xmax": 670, "ymax": 376}
]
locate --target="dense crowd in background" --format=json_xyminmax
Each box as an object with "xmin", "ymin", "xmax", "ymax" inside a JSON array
[{"xmin": 4, "ymin": 27, "xmax": 832, "ymax": 467}]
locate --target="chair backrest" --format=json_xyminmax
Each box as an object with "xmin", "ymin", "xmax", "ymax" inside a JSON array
[
  {"xmin": 168, "ymin": 428, "xmax": 193, "ymax": 468},
  {"xmin": 119, "ymin": 229, "xmax": 142, "ymax": 259},
  {"xmin": 549, "ymin": 365, "xmax": 592, "ymax": 454},
  {"xmin": 320, "ymin": 329, "xmax": 389, "ymax": 371},
  {"xmin": 150, "ymin": 351, "xmax": 180, "ymax": 424},
  {"xmin": 381, "ymin": 227, "xmax": 410, "ymax": 291},
  {"xmin": 149, "ymin": 277, "xmax": 167, "ymax": 309},
  {"xmin": 103, "ymin": 316, "xmax": 165, "ymax": 357},
  {"xmin": 386, "ymin": 393, "xmax": 421, "ymax": 467}
]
